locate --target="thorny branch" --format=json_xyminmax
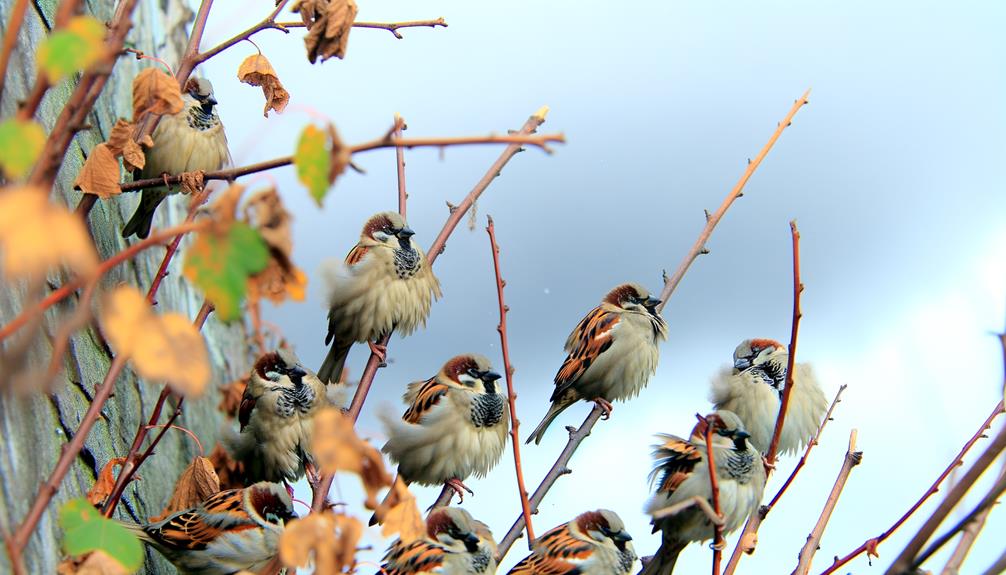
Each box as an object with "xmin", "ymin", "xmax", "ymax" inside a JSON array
[
  {"xmin": 820, "ymin": 400, "xmax": 1005, "ymax": 575},
  {"xmin": 704, "ymin": 416, "xmax": 725, "ymax": 575},
  {"xmin": 791, "ymin": 430, "xmax": 862, "ymax": 575},
  {"xmin": 655, "ymin": 89, "xmax": 811, "ymax": 315},
  {"xmin": 767, "ymin": 220, "xmax": 803, "ymax": 465},
  {"xmin": 311, "ymin": 108, "xmax": 552, "ymax": 511}
]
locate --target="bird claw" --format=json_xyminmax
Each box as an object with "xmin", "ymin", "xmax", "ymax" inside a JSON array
[
  {"xmin": 368, "ymin": 341, "xmax": 388, "ymax": 366},
  {"xmin": 445, "ymin": 478, "xmax": 474, "ymax": 502},
  {"xmin": 762, "ymin": 456, "xmax": 776, "ymax": 475},
  {"xmin": 592, "ymin": 397, "xmax": 614, "ymax": 420},
  {"xmin": 305, "ymin": 462, "xmax": 321, "ymax": 488}
]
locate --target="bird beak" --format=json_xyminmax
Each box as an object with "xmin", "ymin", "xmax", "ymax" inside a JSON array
[
  {"xmin": 734, "ymin": 358, "xmax": 751, "ymax": 371},
  {"xmin": 482, "ymin": 371, "xmax": 502, "ymax": 383},
  {"xmin": 644, "ymin": 296, "xmax": 661, "ymax": 309},
  {"xmin": 612, "ymin": 530, "xmax": 633, "ymax": 542},
  {"xmin": 396, "ymin": 227, "xmax": 415, "ymax": 239},
  {"xmin": 733, "ymin": 429, "xmax": 751, "ymax": 440},
  {"xmin": 463, "ymin": 532, "xmax": 481, "ymax": 547},
  {"xmin": 289, "ymin": 365, "xmax": 308, "ymax": 378},
  {"xmin": 204, "ymin": 95, "xmax": 218, "ymax": 107}
]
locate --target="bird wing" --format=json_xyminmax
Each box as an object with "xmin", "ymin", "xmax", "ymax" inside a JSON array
[
  {"xmin": 237, "ymin": 385, "xmax": 258, "ymax": 431},
  {"xmin": 402, "ymin": 378, "xmax": 450, "ymax": 424},
  {"xmin": 147, "ymin": 489, "xmax": 256, "ymax": 551},
  {"xmin": 552, "ymin": 306, "xmax": 620, "ymax": 402},
  {"xmin": 650, "ymin": 434, "xmax": 703, "ymax": 495},
  {"xmin": 508, "ymin": 525, "xmax": 592, "ymax": 575},
  {"xmin": 383, "ymin": 539, "xmax": 447, "ymax": 575},
  {"xmin": 345, "ymin": 242, "xmax": 370, "ymax": 266}
]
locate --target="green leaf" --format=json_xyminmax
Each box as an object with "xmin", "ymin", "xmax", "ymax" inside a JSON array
[
  {"xmin": 295, "ymin": 124, "xmax": 331, "ymax": 206},
  {"xmin": 183, "ymin": 223, "xmax": 269, "ymax": 321},
  {"xmin": 37, "ymin": 16, "xmax": 105, "ymax": 83},
  {"xmin": 59, "ymin": 498, "xmax": 142, "ymax": 571},
  {"xmin": 0, "ymin": 119, "xmax": 46, "ymax": 179}
]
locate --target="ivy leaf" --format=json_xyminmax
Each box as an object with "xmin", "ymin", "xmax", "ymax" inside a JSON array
[
  {"xmin": 294, "ymin": 124, "xmax": 331, "ymax": 206},
  {"xmin": 59, "ymin": 498, "xmax": 142, "ymax": 571},
  {"xmin": 37, "ymin": 16, "xmax": 106, "ymax": 83},
  {"xmin": 0, "ymin": 119, "xmax": 46, "ymax": 179},
  {"xmin": 183, "ymin": 222, "xmax": 269, "ymax": 320}
]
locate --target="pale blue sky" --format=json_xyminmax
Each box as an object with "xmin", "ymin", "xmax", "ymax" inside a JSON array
[{"xmin": 193, "ymin": 1, "xmax": 1006, "ymax": 573}]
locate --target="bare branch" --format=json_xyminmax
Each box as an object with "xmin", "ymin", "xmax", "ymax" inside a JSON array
[{"xmin": 705, "ymin": 416, "xmax": 725, "ymax": 575}]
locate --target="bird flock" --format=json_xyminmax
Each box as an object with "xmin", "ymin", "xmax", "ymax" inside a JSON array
[{"xmin": 117, "ymin": 79, "xmax": 829, "ymax": 575}]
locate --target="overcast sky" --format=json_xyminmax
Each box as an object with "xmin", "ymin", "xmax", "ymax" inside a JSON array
[{"xmin": 194, "ymin": 1, "xmax": 1006, "ymax": 573}]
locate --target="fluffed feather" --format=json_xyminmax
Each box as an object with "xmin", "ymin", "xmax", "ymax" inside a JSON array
[{"xmin": 508, "ymin": 509, "xmax": 636, "ymax": 575}]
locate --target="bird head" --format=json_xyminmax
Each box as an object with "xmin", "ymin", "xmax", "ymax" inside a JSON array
[
  {"xmin": 184, "ymin": 77, "xmax": 218, "ymax": 114},
  {"xmin": 577, "ymin": 509, "xmax": 634, "ymax": 550},
  {"xmin": 254, "ymin": 349, "xmax": 309, "ymax": 386},
  {"xmin": 244, "ymin": 482, "xmax": 297, "ymax": 528},
  {"xmin": 443, "ymin": 354, "xmax": 502, "ymax": 395},
  {"xmin": 732, "ymin": 338, "xmax": 786, "ymax": 372},
  {"xmin": 427, "ymin": 507, "xmax": 482, "ymax": 552},
  {"xmin": 361, "ymin": 211, "xmax": 415, "ymax": 250},
  {"xmin": 603, "ymin": 283, "xmax": 661, "ymax": 316},
  {"xmin": 701, "ymin": 410, "xmax": 753, "ymax": 451}
]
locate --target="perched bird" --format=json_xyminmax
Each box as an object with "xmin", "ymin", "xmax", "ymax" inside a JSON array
[
  {"xmin": 121, "ymin": 482, "xmax": 295, "ymax": 575},
  {"xmin": 381, "ymin": 507, "xmax": 497, "ymax": 575},
  {"xmin": 122, "ymin": 77, "xmax": 230, "ymax": 239},
  {"xmin": 709, "ymin": 338, "xmax": 829, "ymax": 456},
  {"xmin": 526, "ymin": 283, "xmax": 668, "ymax": 444},
  {"xmin": 223, "ymin": 349, "xmax": 330, "ymax": 484},
  {"xmin": 508, "ymin": 509, "xmax": 636, "ymax": 575},
  {"xmin": 381, "ymin": 354, "xmax": 508, "ymax": 500},
  {"xmin": 641, "ymin": 411, "xmax": 766, "ymax": 575},
  {"xmin": 318, "ymin": 211, "xmax": 441, "ymax": 384}
]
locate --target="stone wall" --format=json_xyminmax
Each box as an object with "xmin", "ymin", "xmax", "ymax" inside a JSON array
[{"xmin": 0, "ymin": 1, "xmax": 247, "ymax": 573}]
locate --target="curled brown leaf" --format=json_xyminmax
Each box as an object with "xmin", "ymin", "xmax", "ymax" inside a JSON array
[
  {"xmin": 279, "ymin": 512, "xmax": 362, "ymax": 573},
  {"xmin": 149, "ymin": 456, "xmax": 220, "ymax": 521},
  {"xmin": 236, "ymin": 53, "xmax": 290, "ymax": 117},
  {"xmin": 87, "ymin": 457, "xmax": 127, "ymax": 507},
  {"xmin": 104, "ymin": 119, "xmax": 133, "ymax": 156},
  {"xmin": 295, "ymin": 0, "xmax": 358, "ymax": 63},
  {"xmin": 74, "ymin": 143, "xmax": 122, "ymax": 199},
  {"xmin": 132, "ymin": 67, "xmax": 184, "ymax": 119},
  {"xmin": 312, "ymin": 407, "xmax": 392, "ymax": 509}
]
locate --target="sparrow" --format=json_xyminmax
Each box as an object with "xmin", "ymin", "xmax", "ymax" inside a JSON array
[
  {"xmin": 318, "ymin": 211, "xmax": 441, "ymax": 384},
  {"xmin": 508, "ymin": 509, "xmax": 637, "ymax": 575},
  {"xmin": 526, "ymin": 283, "xmax": 668, "ymax": 444},
  {"xmin": 381, "ymin": 507, "xmax": 498, "ymax": 575},
  {"xmin": 709, "ymin": 338, "xmax": 829, "ymax": 456},
  {"xmin": 121, "ymin": 481, "xmax": 295, "ymax": 575},
  {"xmin": 380, "ymin": 354, "xmax": 508, "ymax": 501},
  {"xmin": 122, "ymin": 77, "xmax": 230, "ymax": 239},
  {"xmin": 223, "ymin": 349, "xmax": 331, "ymax": 484},
  {"xmin": 641, "ymin": 411, "xmax": 766, "ymax": 575}
]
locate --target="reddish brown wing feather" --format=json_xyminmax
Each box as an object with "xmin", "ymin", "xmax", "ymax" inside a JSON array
[
  {"xmin": 345, "ymin": 243, "xmax": 369, "ymax": 266},
  {"xmin": 383, "ymin": 540, "xmax": 447, "ymax": 575},
  {"xmin": 652, "ymin": 436, "xmax": 702, "ymax": 495},
  {"xmin": 552, "ymin": 307, "xmax": 620, "ymax": 402},
  {"xmin": 150, "ymin": 489, "xmax": 254, "ymax": 551},
  {"xmin": 403, "ymin": 379, "xmax": 449, "ymax": 424},
  {"xmin": 510, "ymin": 525, "xmax": 592, "ymax": 575},
  {"xmin": 237, "ymin": 386, "xmax": 257, "ymax": 431}
]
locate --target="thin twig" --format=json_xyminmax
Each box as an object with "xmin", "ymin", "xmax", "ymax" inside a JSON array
[
  {"xmin": 820, "ymin": 401, "xmax": 1005, "ymax": 575},
  {"xmin": 487, "ymin": 215, "xmax": 536, "ymax": 546},
  {"xmin": 766, "ymin": 220, "xmax": 803, "ymax": 464},
  {"xmin": 395, "ymin": 113, "xmax": 408, "ymax": 218},
  {"xmin": 272, "ymin": 17, "xmax": 448, "ymax": 40},
  {"xmin": 195, "ymin": 0, "xmax": 292, "ymax": 64},
  {"xmin": 310, "ymin": 108, "xmax": 553, "ymax": 512},
  {"xmin": 650, "ymin": 495, "xmax": 725, "ymax": 525},
  {"xmin": 655, "ymin": 89, "xmax": 811, "ymax": 314},
  {"xmin": 120, "ymin": 131, "xmax": 563, "ymax": 193},
  {"xmin": 705, "ymin": 416, "xmax": 724, "ymax": 575},
  {"xmin": 0, "ymin": 221, "xmax": 208, "ymax": 343},
  {"xmin": 0, "ymin": 0, "xmax": 29, "ymax": 103},
  {"xmin": 792, "ymin": 430, "xmax": 863, "ymax": 575},
  {"xmin": 496, "ymin": 406, "xmax": 604, "ymax": 561},
  {"xmin": 934, "ymin": 463, "xmax": 1006, "ymax": 574}
]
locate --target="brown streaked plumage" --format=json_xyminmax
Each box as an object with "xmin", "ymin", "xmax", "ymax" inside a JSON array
[
  {"xmin": 318, "ymin": 211, "xmax": 441, "ymax": 383},
  {"xmin": 122, "ymin": 77, "xmax": 230, "ymax": 239},
  {"xmin": 508, "ymin": 509, "xmax": 636, "ymax": 575},
  {"xmin": 381, "ymin": 507, "xmax": 497, "ymax": 575},
  {"xmin": 121, "ymin": 482, "xmax": 295, "ymax": 575},
  {"xmin": 526, "ymin": 283, "xmax": 667, "ymax": 444}
]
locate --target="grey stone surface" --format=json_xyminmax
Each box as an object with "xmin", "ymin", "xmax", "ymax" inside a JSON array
[{"xmin": 0, "ymin": 1, "xmax": 247, "ymax": 573}]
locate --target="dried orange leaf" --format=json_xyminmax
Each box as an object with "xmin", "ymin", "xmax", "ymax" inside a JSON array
[
  {"xmin": 208, "ymin": 443, "xmax": 246, "ymax": 491},
  {"xmin": 249, "ymin": 260, "xmax": 307, "ymax": 305},
  {"xmin": 296, "ymin": 0, "xmax": 357, "ymax": 63},
  {"xmin": 121, "ymin": 140, "xmax": 145, "ymax": 172},
  {"xmin": 180, "ymin": 170, "xmax": 205, "ymax": 196},
  {"xmin": 132, "ymin": 67, "xmax": 184, "ymax": 119},
  {"xmin": 210, "ymin": 182, "xmax": 247, "ymax": 226},
  {"xmin": 87, "ymin": 457, "xmax": 127, "ymax": 506},
  {"xmin": 101, "ymin": 286, "xmax": 211, "ymax": 396},
  {"xmin": 236, "ymin": 53, "xmax": 290, "ymax": 117},
  {"xmin": 0, "ymin": 187, "xmax": 98, "ymax": 278},
  {"xmin": 149, "ymin": 456, "xmax": 220, "ymax": 522},
  {"xmin": 328, "ymin": 124, "xmax": 350, "ymax": 188},
  {"xmin": 313, "ymin": 407, "xmax": 392, "ymax": 508},
  {"xmin": 218, "ymin": 375, "xmax": 249, "ymax": 418},
  {"xmin": 280, "ymin": 512, "xmax": 361, "ymax": 573},
  {"xmin": 104, "ymin": 119, "xmax": 133, "ymax": 156},
  {"xmin": 74, "ymin": 143, "xmax": 122, "ymax": 199},
  {"xmin": 247, "ymin": 187, "xmax": 292, "ymax": 256},
  {"xmin": 379, "ymin": 477, "xmax": 424, "ymax": 544}
]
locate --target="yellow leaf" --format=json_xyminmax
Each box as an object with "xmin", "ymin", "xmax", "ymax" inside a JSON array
[
  {"xmin": 236, "ymin": 53, "xmax": 290, "ymax": 117},
  {"xmin": 0, "ymin": 118, "xmax": 46, "ymax": 179},
  {"xmin": 74, "ymin": 143, "xmax": 122, "ymax": 199},
  {"xmin": 312, "ymin": 408, "xmax": 392, "ymax": 509},
  {"xmin": 101, "ymin": 286, "xmax": 211, "ymax": 396},
  {"xmin": 279, "ymin": 512, "xmax": 362, "ymax": 573},
  {"xmin": 37, "ymin": 16, "xmax": 106, "ymax": 83},
  {"xmin": 379, "ymin": 477, "xmax": 425, "ymax": 544},
  {"xmin": 132, "ymin": 67, "xmax": 183, "ymax": 120},
  {"xmin": 0, "ymin": 187, "xmax": 98, "ymax": 278}
]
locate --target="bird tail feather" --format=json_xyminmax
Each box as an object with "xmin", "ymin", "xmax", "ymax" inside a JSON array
[
  {"xmin": 525, "ymin": 401, "xmax": 570, "ymax": 445},
  {"xmin": 318, "ymin": 339, "xmax": 352, "ymax": 385}
]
